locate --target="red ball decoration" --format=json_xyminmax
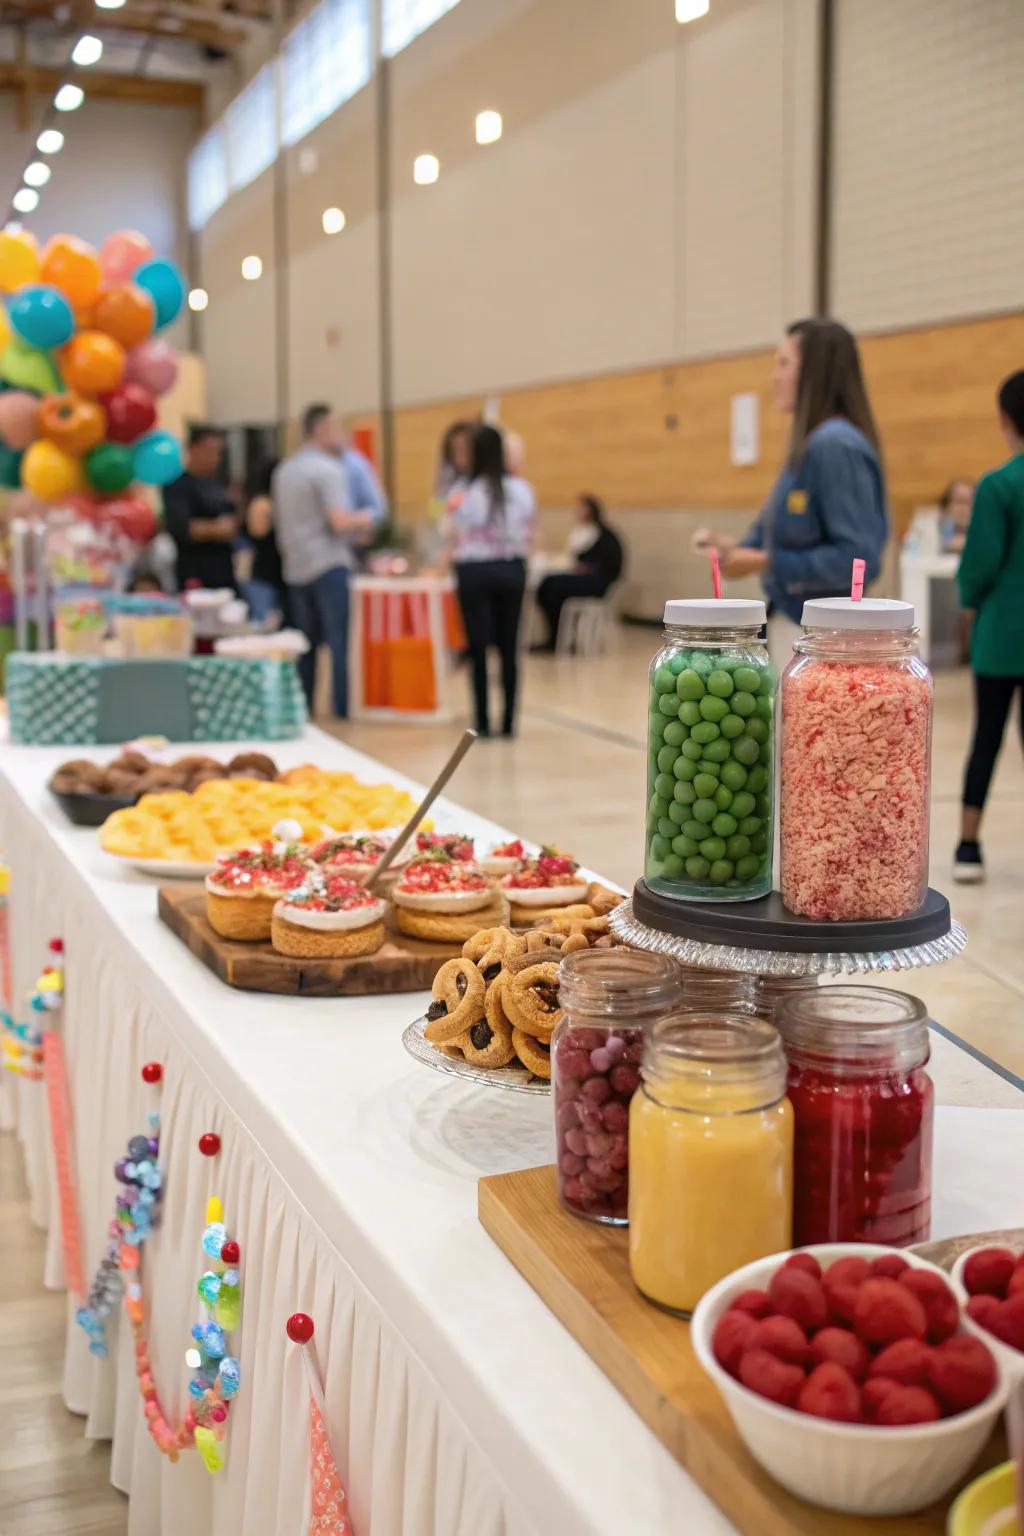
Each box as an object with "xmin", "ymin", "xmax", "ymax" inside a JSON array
[
  {"xmin": 141, "ymin": 1061, "xmax": 163, "ymax": 1084},
  {"xmin": 286, "ymin": 1313, "xmax": 315, "ymax": 1344},
  {"xmin": 198, "ymin": 1132, "xmax": 221, "ymax": 1157},
  {"xmin": 49, "ymin": 938, "xmax": 64, "ymax": 954},
  {"xmin": 220, "ymin": 1240, "xmax": 240, "ymax": 1265}
]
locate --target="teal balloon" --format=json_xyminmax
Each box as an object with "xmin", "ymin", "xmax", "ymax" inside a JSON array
[
  {"xmin": 9, "ymin": 284, "xmax": 74, "ymax": 350},
  {"xmin": 0, "ymin": 444, "xmax": 22, "ymax": 488},
  {"xmin": 86, "ymin": 442, "xmax": 134, "ymax": 493},
  {"xmin": 1, "ymin": 338, "xmax": 62, "ymax": 394},
  {"xmin": 133, "ymin": 430, "xmax": 182, "ymax": 486},
  {"xmin": 134, "ymin": 260, "xmax": 184, "ymax": 330}
]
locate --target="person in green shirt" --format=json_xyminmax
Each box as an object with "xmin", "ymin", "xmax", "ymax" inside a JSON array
[{"xmin": 955, "ymin": 370, "xmax": 1024, "ymax": 882}]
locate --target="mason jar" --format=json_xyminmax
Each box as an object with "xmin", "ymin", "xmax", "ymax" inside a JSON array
[
  {"xmin": 780, "ymin": 597, "xmax": 933, "ymax": 921},
  {"xmin": 646, "ymin": 599, "xmax": 775, "ymax": 902}
]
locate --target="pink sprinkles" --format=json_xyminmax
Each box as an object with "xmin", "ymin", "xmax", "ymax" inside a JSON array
[{"xmin": 780, "ymin": 660, "xmax": 931, "ymax": 920}]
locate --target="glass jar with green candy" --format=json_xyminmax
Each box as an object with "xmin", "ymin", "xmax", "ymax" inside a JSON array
[{"xmin": 646, "ymin": 598, "xmax": 776, "ymax": 901}]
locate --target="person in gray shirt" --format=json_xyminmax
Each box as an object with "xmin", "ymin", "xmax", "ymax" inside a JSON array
[{"xmin": 272, "ymin": 403, "xmax": 377, "ymax": 717}]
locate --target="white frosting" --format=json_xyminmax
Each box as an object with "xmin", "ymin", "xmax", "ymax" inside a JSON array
[
  {"xmin": 503, "ymin": 882, "xmax": 589, "ymax": 907},
  {"xmin": 481, "ymin": 855, "xmax": 522, "ymax": 875},
  {"xmin": 391, "ymin": 885, "xmax": 493, "ymax": 913},
  {"xmin": 273, "ymin": 896, "xmax": 386, "ymax": 932},
  {"xmin": 205, "ymin": 873, "xmax": 297, "ymax": 899}
]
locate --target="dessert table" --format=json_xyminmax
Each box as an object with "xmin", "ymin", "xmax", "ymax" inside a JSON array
[{"xmin": 2, "ymin": 727, "xmax": 1023, "ymax": 1536}]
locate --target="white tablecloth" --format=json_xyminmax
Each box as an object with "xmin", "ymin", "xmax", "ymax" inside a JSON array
[{"xmin": 2, "ymin": 729, "xmax": 1023, "ymax": 1536}]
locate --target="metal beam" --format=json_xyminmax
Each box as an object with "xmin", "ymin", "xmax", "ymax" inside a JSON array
[{"xmin": 0, "ymin": 62, "xmax": 205, "ymax": 107}]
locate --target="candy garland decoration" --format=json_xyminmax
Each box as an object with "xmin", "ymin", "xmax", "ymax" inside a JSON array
[
  {"xmin": 76, "ymin": 1059, "xmax": 164, "ymax": 1356},
  {"xmin": 1, "ymin": 940, "xmax": 62, "ymax": 1079},
  {"xmin": 0, "ymin": 859, "xmax": 11, "ymax": 1012},
  {"xmin": 286, "ymin": 1314, "xmax": 355, "ymax": 1535},
  {"xmin": 43, "ymin": 1028, "xmax": 86, "ymax": 1298}
]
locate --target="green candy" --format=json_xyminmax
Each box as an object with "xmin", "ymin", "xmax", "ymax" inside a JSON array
[
  {"xmin": 650, "ymin": 793, "xmax": 669, "ymax": 819},
  {"xmin": 657, "ymin": 745, "xmax": 679, "ymax": 773},
  {"xmin": 674, "ymin": 756, "xmax": 698, "ymax": 781},
  {"xmin": 654, "ymin": 665, "xmax": 676, "ymax": 694},
  {"xmin": 663, "ymin": 720, "xmax": 686, "ymax": 746},
  {"xmin": 733, "ymin": 735, "xmax": 760, "ymax": 765},
  {"xmin": 707, "ymin": 669, "xmax": 734, "ymax": 698},
  {"xmin": 726, "ymin": 833, "xmax": 751, "ymax": 860},
  {"xmin": 720, "ymin": 760, "xmax": 748, "ymax": 791},
  {"xmin": 690, "ymin": 720, "xmax": 720, "ymax": 745},
  {"xmin": 701, "ymin": 738, "xmax": 731, "ymax": 763},
  {"xmin": 693, "ymin": 773, "xmax": 719, "ymax": 800},
  {"xmin": 689, "ymin": 653, "xmax": 713, "ymax": 677},
  {"xmin": 730, "ymin": 791, "xmax": 755, "ymax": 819},
  {"xmin": 658, "ymin": 693, "xmax": 680, "ymax": 717},
  {"xmin": 709, "ymin": 859, "xmax": 734, "ymax": 885},
  {"xmin": 714, "ymin": 784, "xmax": 733, "ymax": 810},
  {"xmin": 676, "ymin": 669, "xmax": 705, "ymax": 700},
  {"xmin": 668, "ymin": 800, "xmax": 689, "ymax": 825},
  {"xmin": 750, "ymin": 831, "xmax": 768, "ymax": 854},
  {"xmin": 669, "ymin": 653, "xmax": 687, "ymax": 675},
  {"xmin": 699, "ymin": 836, "xmax": 726, "ymax": 862},
  {"xmin": 735, "ymin": 854, "xmax": 761, "ymax": 881},
  {"xmin": 733, "ymin": 666, "xmax": 761, "ymax": 694},
  {"xmin": 663, "ymin": 853, "xmax": 684, "ymax": 877},
  {"xmin": 731, "ymin": 691, "xmax": 756, "ymax": 718},
  {"xmin": 720, "ymin": 713, "xmax": 745, "ymax": 739},
  {"xmin": 673, "ymin": 780, "xmax": 697, "ymax": 805},
  {"xmin": 681, "ymin": 820, "xmax": 707, "ymax": 841},
  {"xmin": 658, "ymin": 817, "xmax": 676, "ymax": 839},
  {"xmin": 692, "ymin": 798, "xmax": 717, "ymax": 823},
  {"xmin": 697, "ymin": 760, "xmax": 722, "ymax": 780},
  {"xmin": 755, "ymin": 671, "xmax": 774, "ymax": 695},
  {"xmin": 699, "ymin": 694, "xmax": 729, "ymax": 723},
  {"xmin": 685, "ymin": 855, "xmax": 710, "ymax": 879},
  {"xmin": 754, "ymin": 694, "xmax": 773, "ymax": 719},
  {"xmin": 649, "ymin": 713, "xmax": 667, "ymax": 740},
  {"xmin": 755, "ymin": 794, "xmax": 771, "ymax": 819},
  {"xmin": 650, "ymin": 834, "xmax": 670, "ymax": 860},
  {"xmin": 738, "ymin": 815, "xmax": 762, "ymax": 835},
  {"xmin": 654, "ymin": 773, "xmax": 675, "ymax": 799},
  {"xmin": 672, "ymin": 834, "xmax": 699, "ymax": 858},
  {"xmin": 681, "ymin": 738, "xmax": 703, "ymax": 760},
  {"xmin": 758, "ymin": 740, "xmax": 772, "ymax": 763},
  {"xmin": 746, "ymin": 765, "xmax": 767, "ymax": 793},
  {"xmin": 712, "ymin": 812, "xmax": 737, "ymax": 837},
  {"xmin": 679, "ymin": 700, "xmax": 702, "ymax": 726},
  {"xmin": 745, "ymin": 717, "xmax": 769, "ymax": 745}
]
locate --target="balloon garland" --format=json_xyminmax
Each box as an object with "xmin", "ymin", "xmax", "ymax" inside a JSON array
[{"xmin": 1, "ymin": 939, "xmax": 62, "ymax": 1079}]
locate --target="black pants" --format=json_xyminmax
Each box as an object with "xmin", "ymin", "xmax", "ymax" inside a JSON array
[
  {"xmin": 963, "ymin": 673, "xmax": 1024, "ymax": 811},
  {"xmin": 455, "ymin": 559, "xmax": 526, "ymax": 735},
  {"xmin": 536, "ymin": 571, "xmax": 607, "ymax": 647}
]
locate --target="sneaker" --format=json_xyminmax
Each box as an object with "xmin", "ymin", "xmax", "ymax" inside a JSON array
[{"xmin": 953, "ymin": 841, "xmax": 985, "ymax": 884}]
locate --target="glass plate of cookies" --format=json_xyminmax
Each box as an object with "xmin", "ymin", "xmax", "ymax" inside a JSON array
[{"xmin": 402, "ymin": 1015, "xmax": 551, "ymax": 1094}]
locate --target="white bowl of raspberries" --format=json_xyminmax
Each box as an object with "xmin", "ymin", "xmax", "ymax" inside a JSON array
[
  {"xmin": 691, "ymin": 1244, "xmax": 1006, "ymax": 1516},
  {"xmin": 953, "ymin": 1244, "xmax": 1024, "ymax": 1379}
]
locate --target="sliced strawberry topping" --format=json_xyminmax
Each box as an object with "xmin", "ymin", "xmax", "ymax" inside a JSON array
[
  {"xmin": 415, "ymin": 831, "xmax": 475, "ymax": 861},
  {"xmin": 397, "ymin": 856, "xmax": 489, "ymax": 894},
  {"xmin": 212, "ymin": 842, "xmax": 309, "ymax": 891}
]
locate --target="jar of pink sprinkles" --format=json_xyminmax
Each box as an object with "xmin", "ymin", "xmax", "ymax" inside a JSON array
[{"xmin": 780, "ymin": 597, "xmax": 933, "ymax": 922}]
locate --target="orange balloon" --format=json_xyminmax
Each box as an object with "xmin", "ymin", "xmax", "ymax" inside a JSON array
[
  {"xmin": 62, "ymin": 331, "xmax": 126, "ymax": 396},
  {"xmin": 39, "ymin": 393, "xmax": 107, "ymax": 456},
  {"xmin": 41, "ymin": 234, "xmax": 102, "ymax": 309},
  {"xmin": 94, "ymin": 283, "xmax": 155, "ymax": 348}
]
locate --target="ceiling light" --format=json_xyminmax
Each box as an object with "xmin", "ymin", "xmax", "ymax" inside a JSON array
[
  {"xmin": 188, "ymin": 287, "xmax": 209, "ymax": 312},
  {"xmin": 13, "ymin": 188, "xmax": 40, "ymax": 214},
  {"xmin": 241, "ymin": 255, "xmax": 262, "ymax": 281},
  {"xmin": 72, "ymin": 34, "xmax": 103, "ymax": 65},
  {"xmin": 475, "ymin": 110, "xmax": 502, "ymax": 145},
  {"xmin": 54, "ymin": 84, "xmax": 85, "ymax": 111},
  {"xmin": 95, "ymin": 0, "xmax": 127, "ymax": 9},
  {"xmin": 321, "ymin": 206, "xmax": 346, "ymax": 235},
  {"xmin": 23, "ymin": 162, "xmax": 52, "ymax": 188},
  {"xmin": 413, "ymin": 154, "xmax": 439, "ymax": 185},
  {"xmin": 675, "ymin": 0, "xmax": 709, "ymax": 19},
  {"xmin": 37, "ymin": 129, "xmax": 64, "ymax": 154}
]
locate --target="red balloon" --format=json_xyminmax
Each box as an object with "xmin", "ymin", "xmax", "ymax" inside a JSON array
[
  {"xmin": 63, "ymin": 490, "xmax": 104, "ymax": 523},
  {"xmin": 94, "ymin": 491, "xmax": 157, "ymax": 544},
  {"xmin": 286, "ymin": 1313, "xmax": 315, "ymax": 1344},
  {"xmin": 99, "ymin": 382, "xmax": 157, "ymax": 444},
  {"xmin": 198, "ymin": 1131, "xmax": 221, "ymax": 1157}
]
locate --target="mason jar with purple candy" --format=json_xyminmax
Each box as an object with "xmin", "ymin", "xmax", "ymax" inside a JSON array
[{"xmin": 554, "ymin": 948, "xmax": 682, "ymax": 1225}]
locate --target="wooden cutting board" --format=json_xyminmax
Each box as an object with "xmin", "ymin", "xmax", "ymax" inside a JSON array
[
  {"xmin": 478, "ymin": 1165, "xmax": 1004, "ymax": 1536},
  {"xmin": 158, "ymin": 883, "xmax": 460, "ymax": 996}
]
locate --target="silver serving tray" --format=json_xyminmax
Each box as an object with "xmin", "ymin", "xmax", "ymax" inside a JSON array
[{"xmin": 402, "ymin": 1015, "xmax": 550, "ymax": 1095}]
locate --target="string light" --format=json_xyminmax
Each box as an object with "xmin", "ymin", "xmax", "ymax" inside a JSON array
[
  {"xmin": 321, "ymin": 207, "xmax": 345, "ymax": 235},
  {"xmin": 13, "ymin": 188, "xmax": 39, "ymax": 213},
  {"xmin": 54, "ymin": 84, "xmax": 85, "ymax": 111},
  {"xmin": 413, "ymin": 154, "xmax": 439, "ymax": 185},
  {"xmin": 37, "ymin": 129, "xmax": 64, "ymax": 154},
  {"xmin": 240, "ymin": 255, "xmax": 262, "ymax": 281},
  {"xmin": 72, "ymin": 34, "xmax": 104, "ymax": 66},
  {"xmin": 675, "ymin": 0, "xmax": 709, "ymax": 19},
  {"xmin": 475, "ymin": 110, "xmax": 502, "ymax": 145},
  {"xmin": 188, "ymin": 287, "xmax": 209, "ymax": 312}
]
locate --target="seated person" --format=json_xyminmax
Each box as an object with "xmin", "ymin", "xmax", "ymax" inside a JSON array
[
  {"xmin": 535, "ymin": 494, "xmax": 624, "ymax": 651},
  {"xmin": 939, "ymin": 478, "xmax": 975, "ymax": 553}
]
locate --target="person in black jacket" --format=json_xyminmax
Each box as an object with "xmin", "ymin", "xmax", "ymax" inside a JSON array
[{"xmin": 535, "ymin": 494, "xmax": 624, "ymax": 651}]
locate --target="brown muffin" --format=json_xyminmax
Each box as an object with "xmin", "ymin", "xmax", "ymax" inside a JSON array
[
  {"xmin": 112, "ymin": 750, "xmax": 153, "ymax": 776},
  {"xmin": 52, "ymin": 759, "xmax": 107, "ymax": 792},
  {"xmin": 227, "ymin": 752, "xmax": 278, "ymax": 780}
]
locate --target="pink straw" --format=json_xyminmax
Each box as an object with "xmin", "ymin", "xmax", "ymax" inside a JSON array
[
  {"xmin": 711, "ymin": 549, "xmax": 722, "ymax": 600},
  {"xmin": 850, "ymin": 558, "xmax": 866, "ymax": 602}
]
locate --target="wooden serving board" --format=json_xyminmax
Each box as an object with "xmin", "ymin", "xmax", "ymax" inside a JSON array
[
  {"xmin": 478, "ymin": 1165, "xmax": 1004, "ymax": 1536},
  {"xmin": 158, "ymin": 884, "xmax": 460, "ymax": 996}
]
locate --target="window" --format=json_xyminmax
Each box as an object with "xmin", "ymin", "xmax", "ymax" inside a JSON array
[
  {"xmin": 187, "ymin": 125, "xmax": 228, "ymax": 230},
  {"xmin": 383, "ymin": 0, "xmax": 461, "ymax": 56},
  {"xmin": 281, "ymin": 0, "xmax": 371, "ymax": 147},
  {"xmin": 226, "ymin": 65, "xmax": 278, "ymax": 191}
]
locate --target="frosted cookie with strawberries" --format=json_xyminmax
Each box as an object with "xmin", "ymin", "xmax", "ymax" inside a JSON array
[
  {"xmin": 392, "ymin": 854, "xmax": 504, "ymax": 942},
  {"xmin": 501, "ymin": 851, "xmax": 591, "ymax": 925},
  {"xmin": 205, "ymin": 842, "xmax": 311, "ymax": 941},
  {"xmin": 480, "ymin": 838, "xmax": 527, "ymax": 876},
  {"xmin": 415, "ymin": 830, "xmax": 475, "ymax": 861},
  {"xmin": 309, "ymin": 832, "xmax": 407, "ymax": 883},
  {"xmin": 271, "ymin": 875, "xmax": 387, "ymax": 958}
]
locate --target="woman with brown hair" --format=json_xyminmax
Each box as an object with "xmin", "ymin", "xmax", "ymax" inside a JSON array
[{"xmin": 696, "ymin": 318, "xmax": 888, "ymax": 668}]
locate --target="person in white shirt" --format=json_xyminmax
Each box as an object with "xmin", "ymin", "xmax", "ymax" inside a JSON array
[{"xmin": 450, "ymin": 425, "xmax": 536, "ymax": 737}]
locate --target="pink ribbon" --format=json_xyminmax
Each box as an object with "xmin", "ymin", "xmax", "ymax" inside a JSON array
[{"xmin": 43, "ymin": 1031, "xmax": 85, "ymax": 1298}]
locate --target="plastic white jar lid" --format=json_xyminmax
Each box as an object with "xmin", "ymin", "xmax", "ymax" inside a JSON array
[
  {"xmin": 663, "ymin": 598, "xmax": 767, "ymax": 626},
  {"xmin": 800, "ymin": 596, "xmax": 915, "ymax": 629}
]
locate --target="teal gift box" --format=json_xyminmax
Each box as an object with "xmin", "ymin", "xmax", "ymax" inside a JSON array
[{"xmin": 6, "ymin": 653, "xmax": 307, "ymax": 745}]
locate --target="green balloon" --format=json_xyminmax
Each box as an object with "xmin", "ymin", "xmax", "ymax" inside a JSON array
[
  {"xmin": 86, "ymin": 442, "xmax": 134, "ymax": 493},
  {"xmin": 1, "ymin": 338, "xmax": 61, "ymax": 395},
  {"xmin": 0, "ymin": 444, "xmax": 23, "ymax": 488}
]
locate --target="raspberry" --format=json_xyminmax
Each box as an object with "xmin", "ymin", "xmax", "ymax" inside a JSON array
[
  {"xmin": 809, "ymin": 1326, "xmax": 869, "ymax": 1382},
  {"xmin": 875, "ymin": 1386, "xmax": 941, "ymax": 1425},
  {"xmin": 962, "ymin": 1246, "xmax": 1017, "ymax": 1298},
  {"xmin": 796, "ymin": 1362, "xmax": 861, "ymax": 1422},
  {"xmin": 861, "ymin": 1377, "xmax": 900, "ymax": 1420},
  {"xmin": 729, "ymin": 1289, "xmax": 771, "ymax": 1319},
  {"xmin": 783, "ymin": 1253, "xmax": 822, "ymax": 1280},
  {"xmin": 712, "ymin": 1310, "xmax": 758, "ymax": 1376},
  {"xmin": 899, "ymin": 1270, "xmax": 959, "ymax": 1343},
  {"xmin": 1008, "ymin": 1261, "xmax": 1024, "ymax": 1298},
  {"xmin": 870, "ymin": 1254, "xmax": 910, "ymax": 1280},
  {"xmin": 868, "ymin": 1338, "xmax": 933, "ymax": 1387},
  {"xmin": 750, "ymin": 1315, "xmax": 809, "ymax": 1367},
  {"xmin": 927, "ymin": 1336, "xmax": 997, "ymax": 1414},
  {"xmin": 966, "ymin": 1294, "xmax": 1001, "ymax": 1331},
  {"xmin": 990, "ymin": 1293, "xmax": 1024, "ymax": 1351},
  {"xmin": 767, "ymin": 1267, "xmax": 828, "ymax": 1334},
  {"xmin": 853, "ymin": 1278, "xmax": 927, "ymax": 1347},
  {"xmin": 823, "ymin": 1255, "xmax": 870, "ymax": 1324},
  {"xmin": 738, "ymin": 1348, "xmax": 805, "ymax": 1408}
]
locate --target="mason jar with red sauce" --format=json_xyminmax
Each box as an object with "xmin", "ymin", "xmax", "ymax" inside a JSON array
[{"xmin": 776, "ymin": 986, "xmax": 934, "ymax": 1248}]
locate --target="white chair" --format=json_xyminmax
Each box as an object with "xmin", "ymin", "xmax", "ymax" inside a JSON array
[{"xmin": 555, "ymin": 585, "xmax": 620, "ymax": 656}]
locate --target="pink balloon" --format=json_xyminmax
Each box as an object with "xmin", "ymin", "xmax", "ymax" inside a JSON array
[
  {"xmin": 99, "ymin": 229, "xmax": 154, "ymax": 287},
  {"xmin": 124, "ymin": 337, "xmax": 179, "ymax": 397},
  {"xmin": 0, "ymin": 390, "xmax": 41, "ymax": 450}
]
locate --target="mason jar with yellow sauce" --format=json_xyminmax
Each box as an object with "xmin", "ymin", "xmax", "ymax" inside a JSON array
[{"xmin": 628, "ymin": 1012, "xmax": 793, "ymax": 1316}]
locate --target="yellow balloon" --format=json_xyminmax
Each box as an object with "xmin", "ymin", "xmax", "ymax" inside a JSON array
[
  {"xmin": 0, "ymin": 305, "xmax": 10, "ymax": 354},
  {"xmin": 0, "ymin": 229, "xmax": 40, "ymax": 293},
  {"xmin": 21, "ymin": 439, "xmax": 84, "ymax": 502}
]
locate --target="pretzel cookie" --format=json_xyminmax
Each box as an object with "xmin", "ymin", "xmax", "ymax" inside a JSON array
[
  {"xmin": 512, "ymin": 1028, "xmax": 552, "ymax": 1079},
  {"xmin": 508, "ymin": 901, "xmax": 595, "ymax": 928},
  {"xmin": 458, "ymin": 1008, "xmax": 516, "ymax": 1069},
  {"xmin": 424, "ymin": 958, "xmax": 486, "ymax": 1043},
  {"xmin": 504, "ymin": 962, "xmax": 563, "ymax": 1037},
  {"xmin": 462, "ymin": 926, "xmax": 527, "ymax": 969}
]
